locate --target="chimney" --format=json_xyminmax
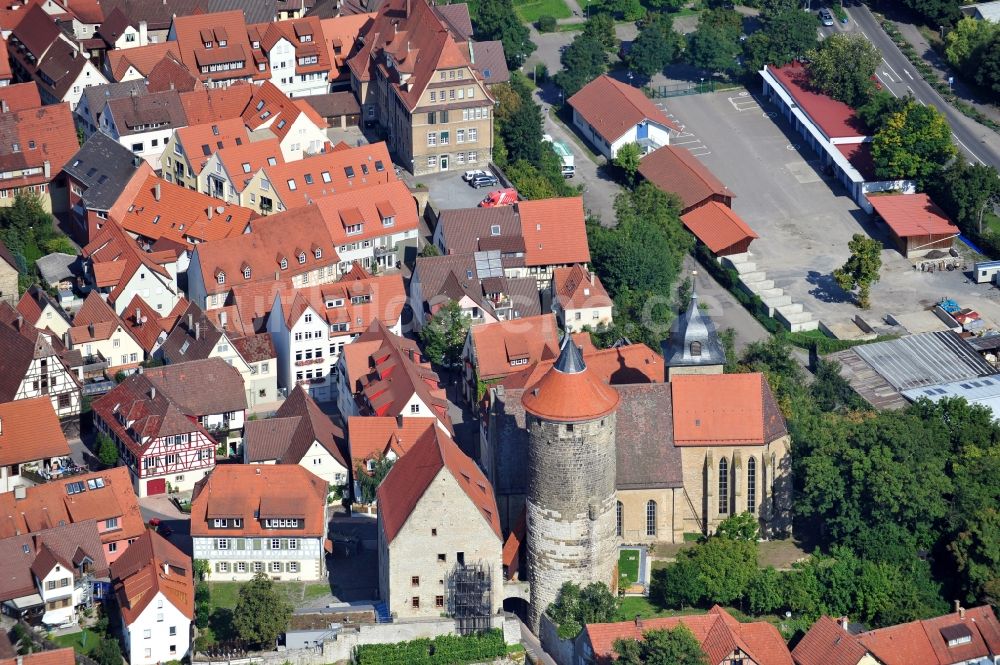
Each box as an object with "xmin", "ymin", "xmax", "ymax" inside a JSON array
[
  {"xmin": 255, "ymin": 467, "xmax": 261, "ymax": 474},
  {"xmin": 405, "ymin": 0, "xmax": 410, "ymax": 16},
  {"xmin": 590, "ymin": 272, "xmax": 595, "ymax": 286},
  {"xmin": 150, "ymin": 386, "xmax": 156, "ymax": 399},
  {"xmin": 135, "ymin": 307, "xmax": 142, "ymax": 324},
  {"xmin": 220, "ymin": 311, "xmax": 227, "ymax": 328},
  {"xmin": 162, "ymin": 562, "xmax": 169, "ymax": 575},
  {"xmin": 139, "ymin": 20, "xmax": 148, "ymax": 45},
  {"xmin": 88, "ymin": 322, "xmax": 95, "ymax": 337},
  {"xmin": 0, "ymin": 416, "xmax": 2, "ymax": 435},
  {"xmin": 195, "ymin": 322, "xmax": 201, "ymax": 340},
  {"xmin": 187, "ymin": 313, "xmax": 193, "ymax": 330},
  {"xmin": 63, "ymin": 331, "xmax": 72, "ymax": 350},
  {"xmin": 14, "ymin": 485, "xmax": 26, "ymax": 500},
  {"xmin": 137, "ymin": 366, "xmax": 143, "ymax": 374},
  {"xmin": 468, "ymin": 39, "xmax": 474, "ymax": 64},
  {"xmin": 207, "ymin": 206, "xmax": 213, "ymax": 219},
  {"xmin": 840, "ymin": 616, "xmax": 849, "ymax": 631},
  {"xmin": 154, "ymin": 182, "xmax": 161, "ymax": 201},
  {"xmin": 133, "ymin": 155, "xmax": 141, "ymax": 168},
  {"xmin": 954, "ymin": 600, "xmax": 965, "ymax": 618},
  {"xmin": 395, "ymin": 413, "xmax": 403, "ymax": 428},
  {"xmin": 1, "ymin": 99, "xmax": 7, "ymax": 113},
  {"xmin": 43, "ymin": 160, "xmax": 51, "ymax": 178},
  {"xmin": 14, "ymin": 314, "xmax": 22, "ymax": 330}
]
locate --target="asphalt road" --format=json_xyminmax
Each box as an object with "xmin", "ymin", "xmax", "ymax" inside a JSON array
[{"xmin": 846, "ymin": 4, "xmax": 1000, "ymax": 168}]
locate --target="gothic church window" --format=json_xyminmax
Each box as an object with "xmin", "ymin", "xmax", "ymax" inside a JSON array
[{"xmin": 719, "ymin": 458, "xmax": 729, "ymax": 515}]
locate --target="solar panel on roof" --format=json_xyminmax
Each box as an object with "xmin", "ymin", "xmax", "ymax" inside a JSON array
[{"xmin": 474, "ymin": 250, "xmax": 503, "ymax": 279}]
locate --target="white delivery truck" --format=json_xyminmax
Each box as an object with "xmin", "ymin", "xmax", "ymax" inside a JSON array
[{"xmin": 542, "ymin": 134, "xmax": 575, "ymax": 178}]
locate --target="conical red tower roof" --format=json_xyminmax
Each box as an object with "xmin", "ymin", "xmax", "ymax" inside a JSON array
[{"xmin": 521, "ymin": 336, "xmax": 620, "ymax": 422}]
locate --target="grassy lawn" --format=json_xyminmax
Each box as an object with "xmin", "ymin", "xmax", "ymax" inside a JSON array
[
  {"xmin": 208, "ymin": 581, "xmax": 331, "ymax": 611},
  {"xmin": 514, "ymin": 0, "xmax": 571, "ymax": 23},
  {"xmin": 53, "ymin": 630, "xmax": 103, "ymax": 656},
  {"xmin": 618, "ymin": 549, "xmax": 641, "ymax": 587},
  {"xmin": 984, "ymin": 211, "xmax": 1000, "ymax": 236}
]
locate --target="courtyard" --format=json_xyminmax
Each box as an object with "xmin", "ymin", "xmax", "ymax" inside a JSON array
[{"xmin": 661, "ymin": 89, "xmax": 1000, "ymax": 333}]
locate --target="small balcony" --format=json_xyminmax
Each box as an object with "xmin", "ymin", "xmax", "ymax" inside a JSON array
[
  {"xmin": 294, "ymin": 356, "xmax": 324, "ymax": 367},
  {"xmin": 296, "ymin": 376, "xmax": 327, "ymax": 387},
  {"xmin": 80, "ymin": 354, "xmax": 109, "ymax": 374}
]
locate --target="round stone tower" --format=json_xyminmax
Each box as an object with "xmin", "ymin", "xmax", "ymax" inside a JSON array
[{"xmin": 522, "ymin": 336, "xmax": 620, "ymax": 631}]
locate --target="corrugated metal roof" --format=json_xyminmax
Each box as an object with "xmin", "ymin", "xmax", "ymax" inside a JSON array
[
  {"xmin": 854, "ymin": 331, "xmax": 997, "ymax": 391},
  {"xmin": 902, "ymin": 376, "xmax": 1000, "ymax": 416}
]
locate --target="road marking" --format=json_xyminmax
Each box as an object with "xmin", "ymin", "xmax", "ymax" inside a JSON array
[
  {"xmin": 882, "ymin": 58, "xmax": 903, "ymax": 82},
  {"xmin": 875, "ymin": 73, "xmax": 898, "ymax": 97},
  {"xmin": 881, "ymin": 70, "xmax": 895, "ymax": 83},
  {"xmin": 904, "ymin": 69, "xmax": 913, "ymax": 80},
  {"xmin": 952, "ymin": 133, "xmax": 986, "ymax": 165},
  {"xmin": 861, "ymin": 31, "xmax": 868, "ymax": 38},
  {"xmin": 672, "ymin": 138, "xmax": 702, "ymax": 146}
]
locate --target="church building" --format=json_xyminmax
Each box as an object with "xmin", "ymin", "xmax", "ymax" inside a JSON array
[{"xmin": 484, "ymin": 287, "xmax": 792, "ymax": 550}]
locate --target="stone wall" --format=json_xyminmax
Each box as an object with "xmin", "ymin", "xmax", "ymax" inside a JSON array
[
  {"xmin": 526, "ymin": 413, "xmax": 618, "ymax": 631},
  {"xmin": 616, "ymin": 488, "xmax": 685, "ymax": 544}
]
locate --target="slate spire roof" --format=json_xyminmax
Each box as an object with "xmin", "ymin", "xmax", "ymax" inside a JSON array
[{"xmin": 662, "ymin": 278, "xmax": 726, "ymax": 369}]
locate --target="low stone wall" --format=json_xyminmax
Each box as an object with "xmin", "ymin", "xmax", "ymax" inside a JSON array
[{"xmin": 538, "ymin": 614, "xmax": 577, "ymax": 665}]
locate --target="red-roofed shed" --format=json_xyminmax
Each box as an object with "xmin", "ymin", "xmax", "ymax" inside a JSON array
[
  {"xmin": 868, "ymin": 193, "xmax": 959, "ymax": 258},
  {"xmin": 681, "ymin": 202, "xmax": 758, "ymax": 256}
]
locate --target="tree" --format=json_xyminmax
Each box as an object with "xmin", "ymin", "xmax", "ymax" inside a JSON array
[
  {"xmin": 806, "ymin": 34, "xmax": 880, "ymax": 107},
  {"xmin": 96, "ymin": 432, "xmax": 119, "ymax": 468},
  {"xmin": 628, "ymin": 16, "xmax": 681, "ymax": 77},
  {"xmin": 583, "ymin": 13, "xmax": 618, "ymax": 53},
  {"xmin": 746, "ymin": 567, "xmax": 784, "ymax": 615},
  {"xmin": 898, "ymin": 0, "xmax": 960, "ymax": 28},
  {"xmin": 554, "ymin": 34, "xmax": 608, "ymax": 97},
  {"xmin": 926, "ymin": 161, "xmax": 1000, "ymax": 237},
  {"xmin": 419, "ymin": 299, "xmax": 470, "ymax": 367},
  {"xmin": 948, "ymin": 507, "xmax": 1000, "ymax": 604},
  {"xmin": 419, "ymin": 242, "xmax": 440, "ymax": 258},
  {"xmin": 974, "ymin": 34, "xmax": 1000, "ymax": 96},
  {"xmin": 613, "ymin": 143, "xmax": 642, "ymax": 184},
  {"xmin": 499, "ymin": 74, "xmax": 544, "ymax": 164},
  {"xmin": 743, "ymin": 8, "xmax": 819, "ymax": 72},
  {"xmin": 871, "ymin": 102, "xmax": 956, "ymax": 182},
  {"xmin": 715, "ymin": 511, "xmax": 759, "ymax": 542},
  {"xmin": 195, "ymin": 581, "xmax": 211, "ymax": 629},
  {"xmin": 945, "ymin": 17, "xmax": 997, "ymax": 71},
  {"xmin": 650, "ymin": 556, "xmax": 704, "ymax": 608},
  {"xmin": 355, "ymin": 454, "xmax": 395, "ymax": 504},
  {"xmin": 474, "ymin": 0, "xmax": 534, "ymax": 69},
  {"xmin": 232, "ymin": 572, "xmax": 293, "ymax": 648},
  {"xmin": 856, "ymin": 90, "xmax": 910, "ymax": 133},
  {"xmin": 613, "ymin": 625, "xmax": 709, "ymax": 665},
  {"xmin": 547, "ymin": 581, "xmax": 619, "ymax": 639},
  {"xmin": 758, "ymin": 0, "xmax": 800, "ymax": 18},
  {"xmin": 833, "ymin": 233, "xmax": 881, "ymax": 309},
  {"xmin": 92, "ymin": 638, "xmax": 122, "ymax": 665},
  {"xmin": 686, "ymin": 22, "xmax": 741, "ymax": 75},
  {"xmin": 600, "ymin": 0, "xmax": 644, "ymax": 20}
]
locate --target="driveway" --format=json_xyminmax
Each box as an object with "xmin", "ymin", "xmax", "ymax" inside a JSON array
[
  {"xmin": 139, "ymin": 495, "xmax": 192, "ymax": 555},
  {"xmin": 664, "ymin": 89, "xmax": 1000, "ymax": 330},
  {"xmin": 421, "ymin": 170, "xmax": 498, "ymax": 210},
  {"xmin": 846, "ymin": 4, "xmax": 1000, "ymax": 168}
]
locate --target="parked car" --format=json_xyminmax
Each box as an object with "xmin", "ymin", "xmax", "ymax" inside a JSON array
[
  {"xmin": 479, "ymin": 188, "xmax": 518, "ymax": 207},
  {"xmin": 819, "ymin": 8, "xmax": 834, "ymax": 25},
  {"xmin": 471, "ymin": 173, "xmax": 499, "ymax": 189},
  {"xmin": 463, "ymin": 169, "xmax": 488, "ymax": 182}
]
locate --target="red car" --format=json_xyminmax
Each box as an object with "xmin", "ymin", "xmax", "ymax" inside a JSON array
[{"xmin": 479, "ymin": 188, "xmax": 518, "ymax": 207}]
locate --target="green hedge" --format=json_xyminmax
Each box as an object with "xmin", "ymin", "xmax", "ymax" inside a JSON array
[
  {"xmin": 537, "ymin": 14, "xmax": 557, "ymax": 32},
  {"xmin": 354, "ymin": 630, "xmax": 506, "ymax": 665}
]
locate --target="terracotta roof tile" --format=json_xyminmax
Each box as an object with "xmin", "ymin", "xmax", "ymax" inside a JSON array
[
  {"xmin": 517, "ymin": 197, "xmax": 590, "ymax": 266},
  {"xmin": 0, "ymin": 82, "xmax": 41, "ymax": 112},
  {"xmin": 767, "ymin": 62, "xmax": 869, "ymax": 140},
  {"xmin": 681, "ymin": 202, "xmax": 758, "ymax": 254},
  {"xmin": 213, "ymin": 137, "xmax": 283, "ymax": 193},
  {"xmin": 638, "ymin": 146, "xmax": 734, "ymax": 212},
  {"xmin": 82, "ymin": 221, "xmax": 176, "ymax": 307},
  {"xmin": 190, "ymin": 465, "xmax": 328, "ymax": 537},
  {"xmin": 314, "ymin": 179, "xmax": 417, "ymax": 244},
  {"xmin": 0, "ymin": 396, "xmax": 70, "ymax": 467},
  {"xmin": 469, "ymin": 314, "xmax": 559, "ymax": 382},
  {"xmin": 143, "ymin": 358, "xmax": 247, "ymax": 415},
  {"xmin": 260, "ymin": 141, "xmax": 394, "ymax": 209},
  {"xmin": 521, "ymin": 338, "xmax": 620, "ymax": 421},
  {"xmin": 319, "ymin": 13, "xmax": 373, "ymax": 70},
  {"xmin": 857, "ymin": 605, "xmax": 1000, "ymax": 665},
  {"xmin": 868, "ymin": 193, "xmax": 959, "ymax": 238},
  {"xmin": 176, "ymin": 117, "xmax": 248, "ymax": 176},
  {"xmin": 106, "ymin": 43, "xmax": 182, "ymax": 80},
  {"xmin": 346, "ymin": 415, "xmax": 436, "ymax": 464},
  {"xmin": 172, "ymin": 10, "xmax": 258, "ymax": 83},
  {"xmin": 244, "ymin": 385, "xmax": 346, "ymax": 465},
  {"xmin": 178, "ymin": 84, "xmax": 255, "ymax": 125},
  {"xmin": 553, "ymin": 264, "xmax": 611, "ymax": 310},
  {"xmin": 111, "ymin": 529, "xmax": 194, "ymax": 625},
  {"xmin": 0, "ymin": 102, "xmax": 78, "ymax": 189},
  {"xmin": 119, "ymin": 175, "xmax": 254, "ymax": 247},
  {"xmin": 377, "ymin": 426, "xmax": 501, "ymax": 543},
  {"xmin": 273, "ymin": 269, "xmax": 406, "ymax": 337},
  {"xmin": 671, "ymin": 373, "xmax": 775, "ymax": 445},
  {"xmin": 146, "ymin": 53, "xmax": 202, "ymax": 93},
  {"xmin": 568, "ymin": 75, "xmax": 680, "ymax": 143},
  {"xmin": 791, "ymin": 616, "xmax": 869, "ymax": 665}
]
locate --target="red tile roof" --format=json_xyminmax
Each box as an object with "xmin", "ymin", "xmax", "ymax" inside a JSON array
[
  {"xmin": 553, "ymin": 264, "xmax": 611, "ymax": 310},
  {"xmin": 521, "ymin": 339, "xmax": 620, "ymax": 422},
  {"xmin": 791, "ymin": 616, "xmax": 869, "ymax": 665},
  {"xmin": 243, "ymin": 385, "xmax": 346, "ymax": 466},
  {"xmin": 767, "ymin": 62, "xmax": 870, "ymax": 140},
  {"xmin": 469, "ymin": 314, "xmax": 560, "ymax": 382},
  {"xmin": 118, "ymin": 175, "xmax": 254, "ymax": 247},
  {"xmin": 638, "ymin": 146, "xmax": 734, "ymax": 212},
  {"xmin": 499, "ymin": 342, "xmax": 663, "ymax": 391},
  {"xmin": 213, "ymin": 137, "xmax": 283, "ymax": 194},
  {"xmin": 81, "ymin": 220, "xmax": 176, "ymax": 307},
  {"xmin": 671, "ymin": 373, "xmax": 769, "ymax": 445},
  {"xmin": 0, "ymin": 649, "xmax": 76, "ymax": 665},
  {"xmin": 0, "ymin": 82, "xmax": 41, "ymax": 112},
  {"xmin": 172, "ymin": 10, "xmax": 259, "ymax": 84},
  {"xmin": 0, "ymin": 102, "xmax": 78, "ymax": 190},
  {"xmin": 106, "ymin": 43, "xmax": 182, "ymax": 80},
  {"xmin": 868, "ymin": 193, "xmax": 960, "ymax": 238},
  {"xmin": 190, "ymin": 464, "xmax": 328, "ymax": 537},
  {"xmin": 0, "ymin": 396, "xmax": 70, "ymax": 467},
  {"xmin": 681, "ymin": 202, "xmax": 758, "ymax": 254},
  {"xmin": 274, "ymin": 269, "xmax": 406, "ymax": 336},
  {"xmin": 856, "ymin": 605, "xmax": 1000, "ymax": 665},
  {"xmin": 517, "ymin": 197, "xmax": 590, "ymax": 266},
  {"xmin": 314, "ymin": 179, "xmax": 418, "ymax": 244},
  {"xmin": 568, "ymin": 74, "xmax": 680, "ymax": 143},
  {"xmin": 587, "ymin": 606, "xmax": 793, "ymax": 665},
  {"xmin": 242, "ymin": 81, "xmax": 326, "ymax": 141},
  {"xmin": 120, "ymin": 294, "xmax": 171, "ymax": 353},
  {"xmin": 191, "ymin": 205, "xmax": 339, "ymax": 298},
  {"xmin": 68, "ymin": 291, "xmax": 141, "ymax": 346},
  {"xmin": 175, "ymin": 117, "xmax": 248, "ymax": 176},
  {"xmin": 0, "ymin": 466, "xmax": 143, "ymax": 544},
  {"xmin": 260, "ymin": 141, "xmax": 394, "ymax": 209},
  {"xmin": 111, "ymin": 529, "xmax": 194, "ymax": 625},
  {"xmin": 256, "ymin": 17, "xmax": 332, "ymax": 78},
  {"xmin": 377, "ymin": 425, "xmax": 501, "ymax": 543},
  {"xmin": 835, "ymin": 142, "xmax": 876, "ymax": 180},
  {"xmin": 178, "ymin": 84, "xmax": 255, "ymax": 125},
  {"xmin": 320, "ymin": 13, "xmax": 373, "ymax": 71},
  {"xmin": 346, "ymin": 415, "xmax": 436, "ymax": 464}
]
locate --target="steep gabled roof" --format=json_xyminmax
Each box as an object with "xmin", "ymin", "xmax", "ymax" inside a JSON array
[
  {"xmin": 346, "ymin": 415, "xmax": 436, "ymax": 463},
  {"xmin": 568, "ymin": 74, "xmax": 680, "ymax": 143},
  {"xmin": 243, "ymin": 385, "xmax": 346, "ymax": 465},
  {"xmin": 175, "ymin": 117, "xmax": 248, "ymax": 176},
  {"xmin": 111, "ymin": 529, "xmax": 194, "ymax": 625},
  {"xmin": 143, "ymin": 357, "xmax": 248, "ymax": 416},
  {"xmin": 671, "ymin": 373, "xmax": 787, "ymax": 446},
  {"xmin": 377, "ymin": 426, "xmax": 501, "ymax": 543},
  {"xmin": 82, "ymin": 220, "xmax": 175, "ymax": 306},
  {"xmin": 0, "ymin": 103, "xmax": 79, "ymax": 189},
  {"xmin": 171, "ymin": 10, "xmax": 258, "ymax": 83},
  {"xmin": 63, "ymin": 131, "xmax": 147, "ymax": 212},
  {"xmin": 0, "ymin": 82, "xmax": 42, "ymax": 112},
  {"xmin": 469, "ymin": 313, "xmax": 560, "ymax": 381},
  {"xmin": 0, "ymin": 396, "xmax": 70, "ymax": 467},
  {"xmin": 791, "ymin": 616, "xmax": 869, "ymax": 665},
  {"xmin": 553, "ymin": 264, "xmax": 611, "ymax": 310}
]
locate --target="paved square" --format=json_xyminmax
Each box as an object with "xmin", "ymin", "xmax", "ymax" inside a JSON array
[{"xmin": 660, "ymin": 89, "xmax": 1000, "ymax": 330}]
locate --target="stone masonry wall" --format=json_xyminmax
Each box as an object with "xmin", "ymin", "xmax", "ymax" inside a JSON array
[{"xmin": 526, "ymin": 413, "xmax": 617, "ymax": 631}]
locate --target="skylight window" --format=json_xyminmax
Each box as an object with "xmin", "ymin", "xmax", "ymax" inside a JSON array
[
  {"xmin": 242, "ymin": 163, "xmax": 251, "ymax": 173},
  {"xmin": 321, "ymin": 171, "xmax": 331, "ymax": 183}
]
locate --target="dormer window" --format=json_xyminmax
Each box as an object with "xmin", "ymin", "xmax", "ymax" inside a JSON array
[
  {"xmin": 298, "ymin": 252, "xmax": 306, "ymax": 264},
  {"xmin": 280, "ymin": 258, "xmax": 288, "ymax": 270},
  {"xmin": 217, "ymin": 272, "xmax": 226, "ymax": 284},
  {"xmin": 203, "ymin": 41, "xmax": 212, "ymax": 49},
  {"xmin": 490, "ymin": 224, "xmax": 501, "ymax": 236},
  {"xmin": 314, "ymin": 248, "xmax": 322, "ymax": 259},
  {"xmin": 219, "ymin": 39, "xmax": 227, "ymax": 46},
  {"xmin": 243, "ymin": 267, "xmax": 251, "ymax": 279},
  {"xmin": 690, "ymin": 341, "xmax": 702, "ymax": 356},
  {"xmin": 382, "ymin": 216, "xmax": 394, "ymax": 227}
]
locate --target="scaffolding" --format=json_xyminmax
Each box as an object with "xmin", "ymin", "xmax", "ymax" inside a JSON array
[{"xmin": 446, "ymin": 562, "xmax": 493, "ymax": 635}]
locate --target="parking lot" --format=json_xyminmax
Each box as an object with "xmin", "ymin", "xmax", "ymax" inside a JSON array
[
  {"xmin": 663, "ymin": 89, "xmax": 1000, "ymax": 331},
  {"xmin": 420, "ymin": 169, "xmax": 498, "ymax": 210}
]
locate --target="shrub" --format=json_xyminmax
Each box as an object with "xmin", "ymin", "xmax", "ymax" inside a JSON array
[
  {"xmin": 537, "ymin": 15, "xmax": 557, "ymax": 32},
  {"xmin": 354, "ymin": 630, "xmax": 506, "ymax": 665}
]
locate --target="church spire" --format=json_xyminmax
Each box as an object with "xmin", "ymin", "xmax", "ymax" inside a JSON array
[{"xmin": 662, "ymin": 271, "xmax": 726, "ymax": 379}]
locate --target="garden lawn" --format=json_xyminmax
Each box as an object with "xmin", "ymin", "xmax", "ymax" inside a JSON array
[
  {"xmin": 53, "ymin": 629, "xmax": 103, "ymax": 656},
  {"xmin": 618, "ymin": 549, "xmax": 640, "ymax": 587},
  {"xmin": 514, "ymin": 0, "xmax": 571, "ymax": 23},
  {"xmin": 207, "ymin": 581, "xmax": 331, "ymax": 611}
]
